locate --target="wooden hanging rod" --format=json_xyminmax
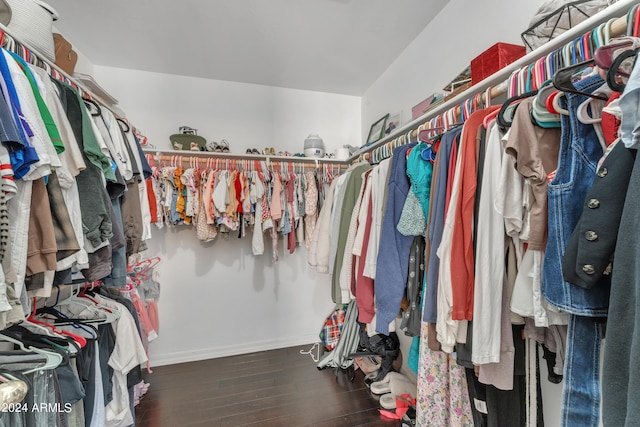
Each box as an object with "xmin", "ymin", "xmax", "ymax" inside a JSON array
[
  {"xmin": 142, "ymin": 148, "xmax": 349, "ymax": 166},
  {"xmin": 350, "ymin": 0, "xmax": 637, "ymax": 163}
]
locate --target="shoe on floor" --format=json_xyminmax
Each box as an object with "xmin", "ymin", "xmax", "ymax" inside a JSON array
[
  {"xmin": 377, "ymin": 373, "xmax": 417, "ymax": 409},
  {"xmin": 370, "ymin": 371, "xmax": 408, "ymax": 395}
]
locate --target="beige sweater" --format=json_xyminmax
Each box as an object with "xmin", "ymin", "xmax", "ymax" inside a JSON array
[{"xmin": 308, "ymin": 179, "xmax": 337, "ymax": 273}]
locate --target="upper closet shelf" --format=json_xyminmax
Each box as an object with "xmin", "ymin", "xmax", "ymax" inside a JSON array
[
  {"xmin": 0, "ymin": 22, "xmax": 123, "ymax": 118},
  {"xmin": 350, "ymin": 0, "xmax": 634, "ymax": 163}
]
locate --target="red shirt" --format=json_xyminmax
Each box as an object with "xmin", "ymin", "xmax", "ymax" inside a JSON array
[{"xmin": 450, "ymin": 106, "xmax": 501, "ymax": 321}]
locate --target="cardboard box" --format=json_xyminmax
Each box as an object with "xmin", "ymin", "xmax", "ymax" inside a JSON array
[{"xmin": 470, "ymin": 42, "xmax": 526, "ymax": 85}]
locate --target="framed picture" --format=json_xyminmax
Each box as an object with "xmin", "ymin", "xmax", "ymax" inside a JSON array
[
  {"xmin": 385, "ymin": 112, "xmax": 402, "ymax": 135},
  {"xmin": 366, "ymin": 114, "xmax": 389, "ymax": 145}
]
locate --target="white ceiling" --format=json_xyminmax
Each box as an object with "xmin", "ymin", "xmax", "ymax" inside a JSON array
[{"xmin": 45, "ymin": 0, "xmax": 450, "ymax": 96}]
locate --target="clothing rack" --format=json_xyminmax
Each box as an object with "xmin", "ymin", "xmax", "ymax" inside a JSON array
[
  {"xmin": 349, "ymin": 0, "xmax": 637, "ymax": 164},
  {"xmin": 143, "ymin": 148, "xmax": 349, "ymax": 172}
]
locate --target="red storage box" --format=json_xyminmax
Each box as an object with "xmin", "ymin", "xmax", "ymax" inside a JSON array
[{"xmin": 470, "ymin": 42, "xmax": 526, "ymax": 85}]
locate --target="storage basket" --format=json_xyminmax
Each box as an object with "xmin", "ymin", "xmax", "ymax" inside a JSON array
[
  {"xmin": 521, "ymin": 0, "xmax": 613, "ymax": 52},
  {"xmin": 0, "ymin": 0, "xmax": 58, "ymax": 61}
]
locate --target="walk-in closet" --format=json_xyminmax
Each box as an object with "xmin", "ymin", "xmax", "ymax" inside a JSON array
[{"xmin": 0, "ymin": 0, "xmax": 639, "ymax": 426}]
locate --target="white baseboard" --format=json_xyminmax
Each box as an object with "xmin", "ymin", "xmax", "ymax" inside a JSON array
[{"xmin": 149, "ymin": 334, "xmax": 321, "ymax": 367}]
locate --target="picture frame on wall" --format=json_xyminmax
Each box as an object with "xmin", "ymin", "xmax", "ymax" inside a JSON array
[
  {"xmin": 366, "ymin": 114, "xmax": 389, "ymax": 146},
  {"xmin": 385, "ymin": 112, "xmax": 402, "ymax": 136}
]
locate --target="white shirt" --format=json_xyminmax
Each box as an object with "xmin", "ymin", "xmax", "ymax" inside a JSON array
[
  {"xmin": 363, "ymin": 158, "xmax": 391, "ymax": 279},
  {"xmin": 101, "ymin": 110, "xmax": 133, "ymax": 181},
  {"xmin": 7, "ymin": 179, "xmax": 32, "ymax": 297},
  {"xmin": 472, "ymin": 122, "xmax": 507, "ymax": 364}
]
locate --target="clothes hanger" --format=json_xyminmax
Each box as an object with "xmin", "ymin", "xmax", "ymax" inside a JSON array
[
  {"xmin": 531, "ymin": 79, "xmax": 562, "ymax": 127},
  {"xmin": 83, "ymin": 97, "xmax": 102, "ymax": 117},
  {"xmin": 496, "ymin": 90, "xmax": 538, "ymax": 129},
  {"xmin": 4, "ymin": 325, "xmax": 74, "ymax": 356},
  {"xmin": 28, "ymin": 297, "xmax": 89, "ymax": 348},
  {"xmin": 576, "ymin": 83, "xmax": 611, "ymax": 125},
  {"xmin": 483, "ymin": 108, "xmax": 501, "ymax": 129},
  {"xmin": 552, "ymin": 60, "xmax": 608, "ymax": 100},
  {"xmin": 48, "ymin": 284, "xmax": 118, "ymax": 324},
  {"xmin": 552, "ymin": 91, "xmax": 570, "ymax": 116},
  {"xmin": 0, "ymin": 333, "xmax": 63, "ymax": 374},
  {"xmin": 116, "ymin": 117, "xmax": 130, "ymax": 132},
  {"xmin": 594, "ymin": 37, "xmax": 640, "ymax": 71},
  {"xmin": 628, "ymin": 4, "xmax": 640, "ymax": 37},
  {"xmin": 606, "ymin": 47, "xmax": 639, "ymax": 92}
]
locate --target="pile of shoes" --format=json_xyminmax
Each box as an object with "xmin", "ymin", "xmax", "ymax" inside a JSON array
[
  {"xmin": 170, "ymin": 126, "xmax": 232, "ymax": 153},
  {"xmin": 351, "ymin": 324, "xmax": 402, "ymax": 383},
  {"xmin": 204, "ymin": 139, "xmax": 230, "ymax": 153},
  {"xmin": 369, "ymin": 372, "xmax": 417, "ymax": 423}
]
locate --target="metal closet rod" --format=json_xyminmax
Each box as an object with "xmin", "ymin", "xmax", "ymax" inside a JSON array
[
  {"xmin": 349, "ymin": 0, "xmax": 638, "ymax": 163},
  {"xmin": 0, "ymin": 22, "xmax": 122, "ymax": 118},
  {"xmin": 142, "ymin": 148, "xmax": 349, "ymax": 166}
]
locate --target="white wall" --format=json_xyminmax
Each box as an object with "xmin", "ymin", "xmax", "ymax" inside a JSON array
[
  {"xmin": 94, "ymin": 66, "xmax": 361, "ymax": 156},
  {"xmin": 143, "ymin": 227, "xmax": 333, "ymax": 366},
  {"xmin": 361, "ymin": 0, "xmax": 544, "ymax": 138},
  {"xmin": 93, "ymin": 66, "xmax": 360, "ymax": 366}
]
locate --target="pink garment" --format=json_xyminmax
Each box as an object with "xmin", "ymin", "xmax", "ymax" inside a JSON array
[
  {"xmin": 120, "ymin": 287, "xmax": 155, "ymax": 373},
  {"xmin": 133, "ymin": 380, "xmax": 150, "ymax": 406},
  {"xmin": 128, "ymin": 288, "xmax": 157, "ymax": 340},
  {"xmin": 286, "ymin": 179, "xmax": 296, "ymax": 254},
  {"xmin": 355, "ymin": 188, "xmax": 375, "ymax": 324},
  {"xmin": 261, "ymin": 194, "xmax": 271, "ymax": 224},
  {"xmin": 146, "ymin": 300, "xmax": 159, "ymax": 334},
  {"xmin": 270, "ymin": 174, "xmax": 283, "ymax": 221},
  {"xmin": 203, "ymin": 170, "xmax": 216, "ymax": 224}
]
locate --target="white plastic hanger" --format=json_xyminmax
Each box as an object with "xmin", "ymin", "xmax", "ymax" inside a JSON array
[
  {"xmin": 552, "ymin": 92, "xmax": 570, "ymax": 116},
  {"xmin": 52, "ymin": 284, "xmax": 119, "ymax": 324},
  {"xmin": 0, "ymin": 333, "xmax": 63, "ymax": 374}
]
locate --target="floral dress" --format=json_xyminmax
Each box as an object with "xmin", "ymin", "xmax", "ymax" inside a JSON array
[{"xmin": 416, "ymin": 322, "xmax": 474, "ymax": 426}]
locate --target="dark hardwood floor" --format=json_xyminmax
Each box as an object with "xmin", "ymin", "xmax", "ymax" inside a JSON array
[{"xmin": 134, "ymin": 345, "xmax": 400, "ymax": 427}]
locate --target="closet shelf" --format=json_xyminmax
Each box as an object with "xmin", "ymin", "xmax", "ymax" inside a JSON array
[
  {"xmin": 142, "ymin": 148, "xmax": 349, "ymax": 165},
  {"xmin": 0, "ymin": 22, "xmax": 122, "ymax": 118},
  {"xmin": 349, "ymin": 0, "xmax": 633, "ymax": 163}
]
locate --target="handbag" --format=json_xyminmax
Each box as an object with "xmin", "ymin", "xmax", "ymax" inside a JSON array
[
  {"xmin": 53, "ymin": 33, "xmax": 77, "ymax": 75},
  {"xmin": 319, "ymin": 306, "xmax": 346, "ymax": 351},
  {"xmin": 0, "ymin": 0, "xmax": 58, "ymax": 61}
]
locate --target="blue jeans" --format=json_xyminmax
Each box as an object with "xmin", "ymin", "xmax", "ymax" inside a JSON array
[
  {"xmin": 542, "ymin": 75, "xmax": 606, "ymax": 427},
  {"xmin": 562, "ymin": 314, "xmax": 603, "ymax": 427}
]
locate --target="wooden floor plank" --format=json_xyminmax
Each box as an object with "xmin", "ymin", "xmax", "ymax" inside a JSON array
[{"xmin": 135, "ymin": 345, "xmax": 399, "ymax": 427}]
